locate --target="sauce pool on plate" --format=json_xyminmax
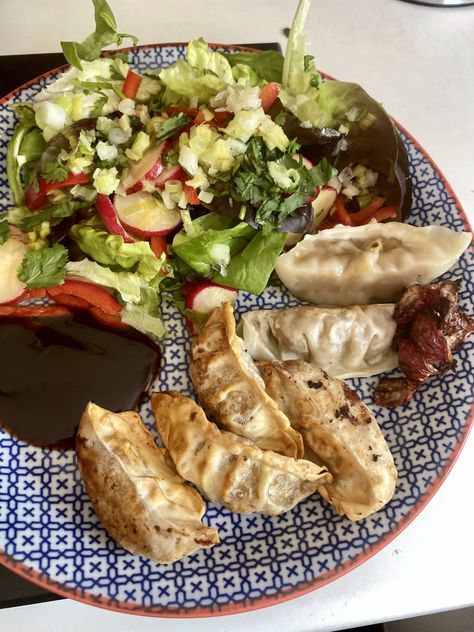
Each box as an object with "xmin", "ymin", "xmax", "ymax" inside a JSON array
[{"xmin": 0, "ymin": 310, "xmax": 161, "ymax": 449}]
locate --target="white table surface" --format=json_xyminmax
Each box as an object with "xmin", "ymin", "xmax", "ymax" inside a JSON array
[{"xmin": 0, "ymin": 0, "xmax": 473, "ymax": 630}]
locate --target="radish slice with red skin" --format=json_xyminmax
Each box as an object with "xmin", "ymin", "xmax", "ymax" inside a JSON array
[
  {"xmin": 153, "ymin": 165, "xmax": 185, "ymax": 188},
  {"xmin": 96, "ymin": 195, "xmax": 135, "ymax": 243},
  {"xmin": 121, "ymin": 142, "xmax": 168, "ymax": 193},
  {"xmin": 311, "ymin": 187, "xmax": 338, "ymax": 230},
  {"xmin": 0, "ymin": 237, "xmax": 29, "ymax": 305},
  {"xmin": 114, "ymin": 191, "xmax": 181, "ymax": 239},
  {"xmin": 293, "ymin": 153, "xmax": 314, "ymax": 171},
  {"xmin": 183, "ymin": 281, "xmax": 238, "ymax": 333}
]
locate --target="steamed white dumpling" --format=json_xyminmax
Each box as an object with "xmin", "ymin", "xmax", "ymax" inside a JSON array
[
  {"xmin": 275, "ymin": 222, "xmax": 472, "ymax": 306},
  {"xmin": 239, "ymin": 304, "xmax": 398, "ymax": 379}
]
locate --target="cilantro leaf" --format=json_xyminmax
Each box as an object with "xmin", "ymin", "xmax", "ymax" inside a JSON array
[
  {"xmin": 229, "ymin": 138, "xmax": 337, "ymax": 229},
  {"xmin": 18, "ymin": 245, "xmax": 68, "ymax": 288},
  {"xmin": 89, "ymin": 94, "xmax": 108, "ymax": 118},
  {"xmin": 42, "ymin": 161, "xmax": 68, "ymax": 184},
  {"xmin": 310, "ymin": 158, "xmax": 338, "ymax": 186}
]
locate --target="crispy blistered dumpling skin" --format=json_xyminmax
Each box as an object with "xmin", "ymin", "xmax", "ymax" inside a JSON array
[
  {"xmin": 258, "ymin": 360, "xmax": 397, "ymax": 520},
  {"xmin": 151, "ymin": 392, "xmax": 331, "ymax": 515},
  {"xmin": 76, "ymin": 402, "xmax": 219, "ymax": 563},
  {"xmin": 190, "ymin": 302, "xmax": 303, "ymax": 458}
]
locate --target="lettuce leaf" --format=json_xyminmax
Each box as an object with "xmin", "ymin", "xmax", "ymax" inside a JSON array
[
  {"xmin": 172, "ymin": 214, "xmax": 255, "ymax": 277},
  {"xmin": 213, "ymin": 230, "xmax": 286, "ymax": 294},
  {"xmin": 159, "ymin": 60, "xmax": 226, "ymax": 104},
  {"xmin": 231, "ymin": 64, "xmax": 264, "ymax": 87},
  {"xmin": 65, "ymin": 259, "xmax": 143, "ymax": 303},
  {"xmin": 186, "ymin": 39, "xmax": 235, "ymax": 84},
  {"xmin": 120, "ymin": 304, "xmax": 166, "ymax": 341},
  {"xmin": 69, "ymin": 223, "xmax": 165, "ymax": 284},
  {"xmin": 61, "ymin": 0, "xmax": 137, "ymax": 70},
  {"xmin": 66, "ymin": 254, "xmax": 167, "ymax": 341},
  {"xmin": 223, "ymin": 50, "xmax": 284, "ymax": 83},
  {"xmin": 281, "ymin": 0, "xmax": 319, "ymax": 95},
  {"xmin": 6, "ymin": 105, "xmax": 38, "ymax": 205}
]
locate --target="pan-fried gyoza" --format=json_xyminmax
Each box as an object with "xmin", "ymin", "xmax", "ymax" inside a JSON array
[
  {"xmin": 190, "ymin": 302, "xmax": 304, "ymax": 458},
  {"xmin": 151, "ymin": 391, "xmax": 331, "ymax": 515},
  {"xmin": 76, "ymin": 402, "xmax": 219, "ymax": 563},
  {"xmin": 257, "ymin": 360, "xmax": 397, "ymax": 520}
]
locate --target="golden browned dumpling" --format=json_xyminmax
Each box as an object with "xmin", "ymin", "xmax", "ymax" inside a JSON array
[
  {"xmin": 151, "ymin": 391, "xmax": 331, "ymax": 515},
  {"xmin": 77, "ymin": 402, "xmax": 219, "ymax": 563},
  {"xmin": 258, "ymin": 360, "xmax": 397, "ymax": 521},
  {"xmin": 190, "ymin": 303, "xmax": 303, "ymax": 458}
]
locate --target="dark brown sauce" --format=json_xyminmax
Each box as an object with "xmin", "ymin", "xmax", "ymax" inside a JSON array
[{"xmin": 0, "ymin": 311, "xmax": 161, "ymax": 449}]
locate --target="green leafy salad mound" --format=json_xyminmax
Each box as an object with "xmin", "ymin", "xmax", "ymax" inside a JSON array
[{"xmin": 1, "ymin": 0, "xmax": 411, "ymax": 340}]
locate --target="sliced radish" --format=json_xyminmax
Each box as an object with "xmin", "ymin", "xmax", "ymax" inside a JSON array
[
  {"xmin": 96, "ymin": 195, "xmax": 135, "ymax": 243},
  {"xmin": 293, "ymin": 153, "xmax": 314, "ymax": 171},
  {"xmin": 311, "ymin": 186, "xmax": 337, "ymax": 230},
  {"xmin": 154, "ymin": 165, "xmax": 184, "ymax": 188},
  {"xmin": 114, "ymin": 191, "xmax": 182, "ymax": 239},
  {"xmin": 184, "ymin": 281, "xmax": 238, "ymax": 334},
  {"xmin": 0, "ymin": 236, "xmax": 29, "ymax": 304},
  {"xmin": 121, "ymin": 142, "xmax": 168, "ymax": 193}
]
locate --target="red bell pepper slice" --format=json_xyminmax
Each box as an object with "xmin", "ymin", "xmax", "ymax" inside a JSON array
[
  {"xmin": 89, "ymin": 306, "xmax": 129, "ymax": 330},
  {"xmin": 333, "ymin": 196, "xmax": 353, "ymax": 226},
  {"xmin": 350, "ymin": 196, "xmax": 385, "ymax": 225},
  {"xmin": 351, "ymin": 197, "xmax": 397, "ymax": 225},
  {"xmin": 25, "ymin": 172, "xmax": 89, "ymax": 211},
  {"xmin": 47, "ymin": 280, "xmax": 122, "ymax": 315},
  {"xmin": 0, "ymin": 305, "xmax": 70, "ymax": 318},
  {"xmin": 193, "ymin": 110, "xmax": 207, "ymax": 125},
  {"xmin": 28, "ymin": 288, "xmax": 48, "ymax": 298},
  {"xmin": 25, "ymin": 186, "xmax": 47, "ymax": 211},
  {"xmin": 193, "ymin": 109, "xmax": 232, "ymax": 128},
  {"xmin": 50, "ymin": 293, "xmax": 92, "ymax": 309},
  {"xmin": 364, "ymin": 205, "xmax": 397, "ymax": 224},
  {"xmin": 150, "ymin": 235, "xmax": 169, "ymax": 260},
  {"xmin": 183, "ymin": 183, "xmax": 200, "ymax": 206},
  {"xmin": 150, "ymin": 235, "xmax": 170, "ymax": 276},
  {"xmin": 260, "ymin": 82, "xmax": 281, "ymax": 112},
  {"xmin": 122, "ymin": 70, "xmax": 143, "ymax": 99},
  {"xmin": 43, "ymin": 172, "xmax": 89, "ymax": 193},
  {"xmin": 208, "ymin": 110, "xmax": 232, "ymax": 128},
  {"xmin": 167, "ymin": 106, "xmax": 199, "ymax": 118}
]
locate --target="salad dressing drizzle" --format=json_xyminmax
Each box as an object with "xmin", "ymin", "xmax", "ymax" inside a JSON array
[{"xmin": 0, "ymin": 311, "xmax": 161, "ymax": 449}]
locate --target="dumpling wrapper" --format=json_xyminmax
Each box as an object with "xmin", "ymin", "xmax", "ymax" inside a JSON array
[
  {"xmin": 76, "ymin": 402, "xmax": 219, "ymax": 563},
  {"xmin": 239, "ymin": 304, "xmax": 398, "ymax": 379},
  {"xmin": 258, "ymin": 360, "xmax": 397, "ymax": 520},
  {"xmin": 151, "ymin": 391, "xmax": 332, "ymax": 516},
  {"xmin": 275, "ymin": 222, "xmax": 472, "ymax": 306},
  {"xmin": 190, "ymin": 302, "xmax": 304, "ymax": 458}
]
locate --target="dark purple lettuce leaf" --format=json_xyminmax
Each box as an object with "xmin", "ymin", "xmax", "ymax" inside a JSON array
[{"xmin": 273, "ymin": 80, "xmax": 413, "ymax": 220}]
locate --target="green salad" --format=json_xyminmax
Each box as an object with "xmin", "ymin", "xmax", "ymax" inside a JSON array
[{"xmin": 0, "ymin": 0, "xmax": 411, "ymax": 339}]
